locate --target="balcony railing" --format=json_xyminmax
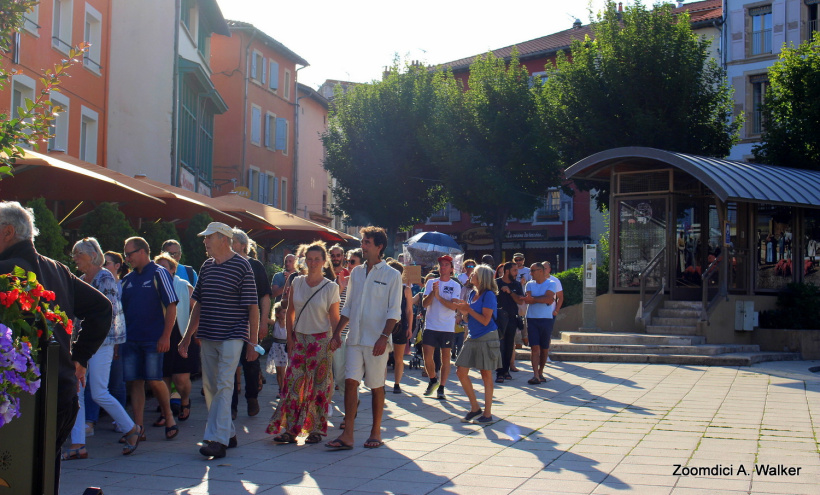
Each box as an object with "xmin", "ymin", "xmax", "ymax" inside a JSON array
[
  {"xmin": 51, "ymin": 36, "xmax": 71, "ymax": 53},
  {"xmin": 751, "ymin": 29, "xmax": 772, "ymax": 55},
  {"xmin": 808, "ymin": 19, "xmax": 819, "ymax": 40},
  {"xmin": 83, "ymin": 56, "xmax": 102, "ymax": 72}
]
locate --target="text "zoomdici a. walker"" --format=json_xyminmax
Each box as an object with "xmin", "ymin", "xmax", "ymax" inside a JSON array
[{"xmin": 673, "ymin": 464, "xmax": 803, "ymax": 476}]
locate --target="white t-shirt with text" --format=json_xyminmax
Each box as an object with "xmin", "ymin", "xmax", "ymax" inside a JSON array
[{"xmin": 424, "ymin": 277, "xmax": 460, "ymax": 332}]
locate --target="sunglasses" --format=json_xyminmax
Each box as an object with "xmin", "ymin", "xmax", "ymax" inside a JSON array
[
  {"xmin": 124, "ymin": 247, "xmax": 142, "ymax": 258},
  {"xmin": 347, "ymin": 259, "xmax": 358, "ymax": 265},
  {"xmin": 465, "ymin": 265, "xmax": 476, "ymax": 269}
]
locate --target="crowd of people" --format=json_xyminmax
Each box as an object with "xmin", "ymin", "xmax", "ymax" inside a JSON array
[{"xmin": 0, "ymin": 199, "xmax": 566, "ymax": 487}]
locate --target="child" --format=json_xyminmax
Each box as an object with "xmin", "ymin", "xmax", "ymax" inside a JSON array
[{"xmin": 266, "ymin": 302, "xmax": 289, "ymax": 397}]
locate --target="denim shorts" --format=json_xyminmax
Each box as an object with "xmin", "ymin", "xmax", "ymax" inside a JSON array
[
  {"xmin": 122, "ymin": 340, "xmax": 165, "ymax": 381},
  {"xmin": 422, "ymin": 329, "xmax": 454, "ymax": 349},
  {"xmin": 527, "ymin": 318, "xmax": 555, "ymax": 348}
]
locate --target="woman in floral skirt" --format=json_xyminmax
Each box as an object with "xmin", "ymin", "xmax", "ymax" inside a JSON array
[{"xmin": 267, "ymin": 241, "xmax": 340, "ymax": 444}]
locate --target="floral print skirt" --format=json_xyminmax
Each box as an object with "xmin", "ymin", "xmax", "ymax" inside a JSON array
[{"xmin": 266, "ymin": 331, "xmax": 333, "ymax": 437}]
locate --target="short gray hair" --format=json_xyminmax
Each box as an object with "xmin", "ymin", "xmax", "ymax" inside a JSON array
[
  {"xmin": 231, "ymin": 227, "xmax": 255, "ymax": 255},
  {"xmin": 72, "ymin": 237, "xmax": 104, "ymax": 267},
  {"xmin": 0, "ymin": 201, "xmax": 39, "ymax": 241}
]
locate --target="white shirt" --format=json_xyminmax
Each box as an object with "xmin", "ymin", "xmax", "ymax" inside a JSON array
[
  {"xmin": 291, "ymin": 276, "xmax": 341, "ymax": 335},
  {"xmin": 341, "ymin": 260, "xmax": 403, "ymax": 346},
  {"xmin": 172, "ymin": 275, "xmax": 193, "ymax": 337},
  {"xmin": 424, "ymin": 277, "xmax": 460, "ymax": 332},
  {"xmin": 518, "ymin": 266, "xmax": 532, "ymax": 284},
  {"xmin": 546, "ymin": 275, "xmax": 563, "ymax": 314}
]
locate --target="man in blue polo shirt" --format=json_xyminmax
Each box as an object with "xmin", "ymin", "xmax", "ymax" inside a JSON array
[{"xmin": 121, "ymin": 236, "xmax": 180, "ymax": 440}]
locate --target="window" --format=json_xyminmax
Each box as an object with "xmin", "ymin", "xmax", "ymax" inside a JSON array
[
  {"xmin": 528, "ymin": 71, "xmax": 547, "ymax": 88},
  {"xmin": 322, "ymin": 192, "xmax": 328, "ymax": 215},
  {"xmin": 259, "ymin": 172, "xmax": 269, "ymax": 204},
  {"xmin": 268, "ymin": 60, "xmax": 279, "ymax": 90},
  {"xmin": 427, "ymin": 204, "xmax": 460, "ymax": 224},
  {"xmin": 751, "ymin": 75, "xmax": 769, "ymax": 135},
  {"xmin": 180, "ymin": 0, "xmax": 192, "ymax": 32},
  {"xmin": 11, "ymin": 75, "xmax": 36, "ymax": 148},
  {"xmin": 248, "ymin": 167, "xmax": 259, "ymax": 200},
  {"xmin": 79, "ymin": 106, "xmax": 98, "ymax": 164},
  {"xmin": 22, "ymin": 5, "xmax": 39, "ymax": 34},
  {"xmin": 52, "ymin": 0, "xmax": 73, "ymax": 54},
  {"xmin": 534, "ymin": 189, "xmax": 573, "ymax": 224},
  {"xmin": 197, "ymin": 10, "xmax": 211, "ymax": 60},
  {"xmin": 749, "ymin": 5, "xmax": 772, "ymax": 55},
  {"xmin": 275, "ymin": 118, "xmax": 288, "ymax": 154},
  {"xmin": 251, "ymin": 51, "xmax": 265, "ymax": 83},
  {"xmin": 250, "ymin": 105, "xmax": 262, "ymax": 145},
  {"xmin": 84, "ymin": 4, "xmax": 102, "ymax": 74},
  {"xmin": 48, "ymin": 92, "xmax": 69, "ymax": 152},
  {"xmin": 284, "ymin": 70, "xmax": 291, "ymax": 100},
  {"xmin": 264, "ymin": 112, "xmax": 276, "ymax": 149},
  {"xmin": 272, "ymin": 176, "xmax": 279, "ymax": 208},
  {"xmin": 808, "ymin": 1, "xmax": 819, "ymax": 40},
  {"xmin": 280, "ymin": 178, "xmax": 288, "ymax": 212}
]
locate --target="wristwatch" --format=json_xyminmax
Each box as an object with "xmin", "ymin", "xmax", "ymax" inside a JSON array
[{"xmin": 379, "ymin": 334, "xmax": 389, "ymax": 339}]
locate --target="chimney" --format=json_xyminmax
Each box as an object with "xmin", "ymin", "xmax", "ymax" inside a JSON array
[
  {"xmin": 618, "ymin": 2, "xmax": 623, "ymax": 12},
  {"xmin": 573, "ymin": 18, "xmax": 582, "ymax": 29}
]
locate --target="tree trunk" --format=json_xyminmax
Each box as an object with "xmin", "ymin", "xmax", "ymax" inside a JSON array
[{"xmin": 384, "ymin": 225, "xmax": 398, "ymax": 259}]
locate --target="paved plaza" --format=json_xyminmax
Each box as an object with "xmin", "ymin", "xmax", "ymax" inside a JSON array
[{"xmin": 61, "ymin": 359, "xmax": 820, "ymax": 494}]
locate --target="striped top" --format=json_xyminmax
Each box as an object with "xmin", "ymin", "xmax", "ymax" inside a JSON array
[{"xmin": 193, "ymin": 254, "xmax": 258, "ymax": 342}]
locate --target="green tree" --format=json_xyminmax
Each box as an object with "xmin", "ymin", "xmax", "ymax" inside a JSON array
[
  {"xmin": 79, "ymin": 203, "xmax": 136, "ymax": 253},
  {"xmin": 26, "ymin": 197, "xmax": 68, "ymax": 263},
  {"xmin": 437, "ymin": 50, "xmax": 561, "ymax": 261},
  {"xmin": 753, "ymin": 33, "xmax": 820, "ymax": 170},
  {"xmin": 322, "ymin": 60, "xmax": 446, "ymax": 255},
  {"xmin": 139, "ymin": 221, "xmax": 180, "ymax": 259},
  {"xmin": 542, "ymin": 1, "xmax": 739, "ymax": 208},
  {"xmin": 183, "ymin": 213, "xmax": 212, "ymax": 271}
]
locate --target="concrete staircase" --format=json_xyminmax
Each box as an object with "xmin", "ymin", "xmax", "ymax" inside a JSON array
[{"xmin": 546, "ymin": 300, "xmax": 800, "ymax": 366}]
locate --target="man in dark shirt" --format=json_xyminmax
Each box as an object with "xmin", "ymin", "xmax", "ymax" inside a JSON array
[
  {"xmin": 179, "ymin": 222, "xmax": 259, "ymax": 459},
  {"xmin": 0, "ymin": 201, "xmax": 111, "ymax": 493},
  {"xmin": 495, "ymin": 261, "xmax": 524, "ymax": 383},
  {"xmin": 230, "ymin": 228, "xmax": 272, "ymax": 417}
]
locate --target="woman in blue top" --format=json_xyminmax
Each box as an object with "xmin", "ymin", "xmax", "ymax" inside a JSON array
[{"xmin": 454, "ymin": 264, "xmax": 502, "ymax": 424}]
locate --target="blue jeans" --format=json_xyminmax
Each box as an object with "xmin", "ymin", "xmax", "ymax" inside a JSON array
[
  {"xmin": 122, "ymin": 340, "xmax": 165, "ymax": 381},
  {"xmin": 85, "ymin": 346, "xmax": 127, "ymax": 424}
]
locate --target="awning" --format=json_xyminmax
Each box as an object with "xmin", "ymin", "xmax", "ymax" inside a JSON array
[
  {"xmin": 1, "ymin": 150, "xmax": 166, "ymax": 207},
  {"xmin": 564, "ymin": 147, "xmax": 820, "ymax": 208}
]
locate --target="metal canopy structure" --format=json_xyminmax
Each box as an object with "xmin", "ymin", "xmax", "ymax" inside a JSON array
[{"xmin": 565, "ymin": 147, "xmax": 820, "ymax": 208}]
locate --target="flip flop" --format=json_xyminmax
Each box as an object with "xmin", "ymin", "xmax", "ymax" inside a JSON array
[
  {"xmin": 363, "ymin": 438, "xmax": 384, "ymax": 449},
  {"xmin": 326, "ymin": 438, "xmax": 353, "ymax": 450},
  {"xmin": 165, "ymin": 424, "xmax": 179, "ymax": 440},
  {"xmin": 153, "ymin": 415, "xmax": 166, "ymax": 427},
  {"xmin": 527, "ymin": 377, "xmax": 541, "ymax": 385},
  {"xmin": 177, "ymin": 402, "xmax": 191, "ymax": 421}
]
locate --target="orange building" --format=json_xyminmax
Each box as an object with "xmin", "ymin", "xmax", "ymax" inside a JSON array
[
  {"xmin": 209, "ymin": 21, "xmax": 308, "ymax": 212},
  {"xmin": 0, "ymin": 1, "xmax": 111, "ymax": 165}
]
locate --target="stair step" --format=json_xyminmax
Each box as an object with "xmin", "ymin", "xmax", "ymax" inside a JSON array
[
  {"xmin": 663, "ymin": 300, "xmax": 703, "ymax": 310},
  {"xmin": 646, "ymin": 325, "xmax": 699, "ymax": 336},
  {"xmin": 657, "ymin": 308, "xmax": 701, "ymax": 318},
  {"xmin": 549, "ymin": 343, "xmax": 760, "ymax": 355},
  {"xmin": 650, "ymin": 317, "xmax": 700, "ymax": 326},
  {"xmin": 561, "ymin": 332, "xmax": 705, "ymax": 345},
  {"xmin": 543, "ymin": 351, "xmax": 801, "ymax": 366}
]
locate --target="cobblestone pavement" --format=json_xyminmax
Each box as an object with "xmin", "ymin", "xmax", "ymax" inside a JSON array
[{"xmin": 60, "ymin": 359, "xmax": 820, "ymax": 494}]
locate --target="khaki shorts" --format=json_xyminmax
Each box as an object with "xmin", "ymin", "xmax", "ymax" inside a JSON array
[{"xmin": 345, "ymin": 344, "xmax": 390, "ymax": 389}]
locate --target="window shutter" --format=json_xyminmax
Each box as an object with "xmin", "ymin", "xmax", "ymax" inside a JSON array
[
  {"xmin": 772, "ymin": 0, "xmax": 786, "ymax": 54},
  {"xmin": 261, "ymin": 58, "xmax": 267, "ymax": 85},
  {"xmin": 448, "ymin": 204, "xmax": 461, "ymax": 222},
  {"xmin": 248, "ymin": 168, "xmax": 253, "ymax": 189},
  {"xmin": 260, "ymin": 173, "xmax": 268, "ymax": 204},
  {"xmin": 264, "ymin": 115, "xmax": 271, "ymax": 148},
  {"xmin": 729, "ymin": 9, "xmax": 744, "ymax": 62},
  {"xmin": 269, "ymin": 62, "xmax": 279, "ymax": 90},
  {"xmin": 273, "ymin": 176, "xmax": 279, "ymax": 208},
  {"xmin": 251, "ymin": 53, "xmax": 257, "ymax": 79},
  {"xmin": 275, "ymin": 118, "xmax": 286, "ymax": 150}
]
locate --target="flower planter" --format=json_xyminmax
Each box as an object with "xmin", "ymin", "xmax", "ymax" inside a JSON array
[{"xmin": 0, "ymin": 340, "xmax": 59, "ymax": 495}]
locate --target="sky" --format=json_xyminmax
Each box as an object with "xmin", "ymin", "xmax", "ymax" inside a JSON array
[{"xmin": 215, "ymin": 0, "xmax": 618, "ymax": 90}]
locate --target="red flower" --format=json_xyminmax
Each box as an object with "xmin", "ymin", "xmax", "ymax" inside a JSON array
[
  {"xmin": 0, "ymin": 290, "xmax": 19, "ymax": 307},
  {"xmin": 37, "ymin": 329, "xmax": 43, "ymax": 338},
  {"xmin": 41, "ymin": 290, "xmax": 56, "ymax": 302},
  {"xmin": 18, "ymin": 292, "xmax": 34, "ymax": 311},
  {"xmin": 64, "ymin": 319, "xmax": 73, "ymax": 335}
]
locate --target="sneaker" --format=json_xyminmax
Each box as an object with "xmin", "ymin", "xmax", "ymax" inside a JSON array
[
  {"xmin": 547, "ymin": 356, "xmax": 553, "ymax": 363},
  {"xmin": 393, "ymin": 383, "xmax": 402, "ymax": 394},
  {"xmin": 437, "ymin": 386, "xmax": 446, "ymax": 400},
  {"xmin": 199, "ymin": 441, "xmax": 227, "ymax": 458},
  {"xmin": 423, "ymin": 379, "xmax": 439, "ymax": 397},
  {"xmin": 228, "ymin": 436, "xmax": 237, "ymax": 449},
  {"xmin": 477, "ymin": 415, "xmax": 495, "ymax": 424},
  {"xmin": 461, "ymin": 409, "xmax": 483, "ymax": 423},
  {"xmin": 85, "ymin": 422, "xmax": 95, "ymax": 437},
  {"xmin": 247, "ymin": 398, "xmax": 260, "ymax": 417}
]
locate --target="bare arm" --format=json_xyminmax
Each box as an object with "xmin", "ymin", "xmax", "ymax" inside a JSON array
[
  {"xmin": 157, "ymin": 302, "xmax": 177, "ymax": 353},
  {"xmin": 553, "ymin": 290, "xmax": 564, "ymax": 314},
  {"xmin": 404, "ymin": 286, "xmax": 414, "ymax": 337},
  {"xmin": 178, "ymin": 301, "xmax": 200, "ymax": 359},
  {"xmin": 246, "ymin": 303, "xmax": 260, "ymax": 361},
  {"xmin": 259, "ymin": 294, "xmax": 272, "ymax": 339}
]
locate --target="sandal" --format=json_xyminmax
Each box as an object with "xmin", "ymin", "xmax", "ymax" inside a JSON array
[
  {"xmin": 61, "ymin": 446, "xmax": 88, "ymax": 460},
  {"xmin": 165, "ymin": 424, "xmax": 179, "ymax": 440},
  {"xmin": 272, "ymin": 432, "xmax": 297, "ymax": 444},
  {"xmin": 326, "ymin": 438, "xmax": 353, "ymax": 450},
  {"xmin": 119, "ymin": 426, "xmax": 147, "ymax": 443},
  {"xmin": 504, "ymin": 373, "xmax": 513, "ymax": 380},
  {"xmin": 177, "ymin": 402, "xmax": 191, "ymax": 421},
  {"xmin": 121, "ymin": 425, "xmax": 143, "ymax": 456},
  {"xmin": 153, "ymin": 415, "xmax": 166, "ymax": 427},
  {"xmin": 495, "ymin": 376, "xmax": 504, "ymax": 383},
  {"xmin": 527, "ymin": 377, "xmax": 541, "ymax": 385},
  {"xmin": 305, "ymin": 433, "xmax": 323, "ymax": 444}
]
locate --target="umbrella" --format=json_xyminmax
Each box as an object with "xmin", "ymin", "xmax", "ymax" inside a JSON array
[{"xmin": 405, "ymin": 231, "xmax": 462, "ymax": 267}]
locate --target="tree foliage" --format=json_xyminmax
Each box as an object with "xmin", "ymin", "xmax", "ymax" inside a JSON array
[
  {"xmin": 79, "ymin": 203, "xmax": 136, "ymax": 253},
  {"xmin": 753, "ymin": 33, "xmax": 820, "ymax": 170},
  {"xmin": 542, "ymin": 1, "xmax": 739, "ymax": 208},
  {"xmin": 438, "ymin": 50, "xmax": 561, "ymax": 261},
  {"xmin": 322, "ymin": 61, "xmax": 447, "ymax": 254},
  {"xmin": 183, "ymin": 213, "xmax": 213, "ymax": 271},
  {"xmin": 26, "ymin": 197, "xmax": 68, "ymax": 264},
  {"xmin": 139, "ymin": 221, "xmax": 180, "ymax": 259}
]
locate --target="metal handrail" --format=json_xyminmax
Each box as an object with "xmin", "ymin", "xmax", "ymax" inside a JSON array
[
  {"xmin": 636, "ymin": 247, "xmax": 666, "ymax": 328},
  {"xmin": 700, "ymin": 257, "xmax": 723, "ymax": 322}
]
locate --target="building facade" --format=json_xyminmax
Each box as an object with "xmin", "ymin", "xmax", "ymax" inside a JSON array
[
  {"xmin": 209, "ymin": 21, "xmax": 307, "ymax": 211},
  {"xmin": 0, "ymin": 0, "xmax": 112, "ymax": 165},
  {"xmin": 294, "ymin": 83, "xmax": 332, "ymax": 226},
  {"xmin": 107, "ymin": 0, "xmax": 229, "ymax": 194},
  {"xmin": 725, "ymin": 0, "xmax": 816, "ymax": 160}
]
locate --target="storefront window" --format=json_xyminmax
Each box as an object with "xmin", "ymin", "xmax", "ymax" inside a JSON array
[
  {"xmin": 804, "ymin": 209, "xmax": 820, "ymax": 286},
  {"xmin": 756, "ymin": 204, "xmax": 793, "ymax": 290},
  {"xmin": 617, "ymin": 198, "xmax": 667, "ymax": 288}
]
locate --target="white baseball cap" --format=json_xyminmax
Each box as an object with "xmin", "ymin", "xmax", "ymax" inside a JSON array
[{"xmin": 197, "ymin": 222, "xmax": 234, "ymax": 238}]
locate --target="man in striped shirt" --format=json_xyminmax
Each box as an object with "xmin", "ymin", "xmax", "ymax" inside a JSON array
[{"xmin": 178, "ymin": 222, "xmax": 259, "ymax": 459}]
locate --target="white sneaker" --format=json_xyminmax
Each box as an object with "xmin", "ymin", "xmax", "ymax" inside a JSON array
[
  {"xmin": 85, "ymin": 422, "xmax": 95, "ymax": 436},
  {"xmin": 547, "ymin": 356, "xmax": 553, "ymax": 363},
  {"xmin": 112, "ymin": 421, "xmax": 127, "ymax": 433}
]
